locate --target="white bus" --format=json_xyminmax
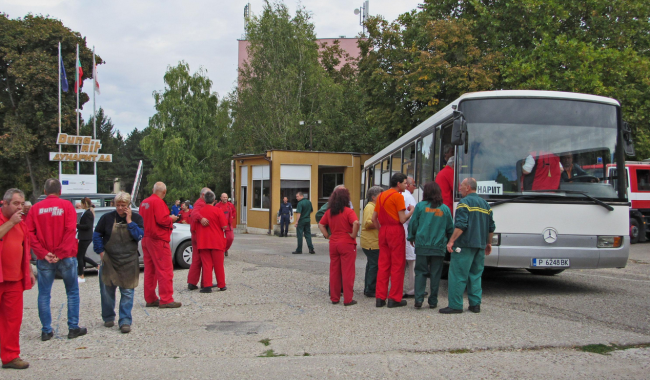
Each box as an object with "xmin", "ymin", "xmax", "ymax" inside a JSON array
[{"xmin": 362, "ymin": 90, "xmax": 633, "ymax": 275}]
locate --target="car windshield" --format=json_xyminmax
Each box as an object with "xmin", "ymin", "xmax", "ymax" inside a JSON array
[{"xmin": 456, "ymin": 98, "xmax": 623, "ymax": 201}]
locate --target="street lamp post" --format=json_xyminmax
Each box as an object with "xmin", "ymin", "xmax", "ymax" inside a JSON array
[{"xmin": 299, "ymin": 120, "xmax": 322, "ymax": 150}]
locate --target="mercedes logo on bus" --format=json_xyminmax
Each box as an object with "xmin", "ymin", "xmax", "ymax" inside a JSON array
[{"xmin": 542, "ymin": 228, "xmax": 558, "ymax": 244}]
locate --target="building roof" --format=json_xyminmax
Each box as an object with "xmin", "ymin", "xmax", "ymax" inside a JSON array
[{"xmin": 232, "ymin": 149, "xmax": 370, "ymax": 160}]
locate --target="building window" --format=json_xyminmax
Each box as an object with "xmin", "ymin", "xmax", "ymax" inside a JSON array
[
  {"xmin": 280, "ymin": 180, "xmax": 310, "ymax": 208},
  {"xmin": 322, "ymin": 173, "xmax": 344, "ymax": 198},
  {"xmin": 252, "ymin": 165, "xmax": 270, "ymax": 209}
]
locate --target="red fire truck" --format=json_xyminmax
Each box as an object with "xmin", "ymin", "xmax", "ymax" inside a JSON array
[{"xmin": 603, "ymin": 161, "xmax": 650, "ymax": 243}]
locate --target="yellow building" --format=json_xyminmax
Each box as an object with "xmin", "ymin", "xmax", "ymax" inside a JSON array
[{"xmin": 232, "ymin": 150, "xmax": 372, "ymax": 235}]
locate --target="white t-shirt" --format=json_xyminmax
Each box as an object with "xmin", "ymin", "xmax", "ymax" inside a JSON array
[{"xmin": 402, "ymin": 189, "xmax": 417, "ymax": 260}]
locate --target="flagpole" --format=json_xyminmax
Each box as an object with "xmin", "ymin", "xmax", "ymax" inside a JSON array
[
  {"xmin": 76, "ymin": 43, "xmax": 80, "ymax": 175},
  {"xmin": 93, "ymin": 46, "xmax": 97, "ymax": 179},
  {"xmin": 58, "ymin": 42, "xmax": 62, "ymax": 178}
]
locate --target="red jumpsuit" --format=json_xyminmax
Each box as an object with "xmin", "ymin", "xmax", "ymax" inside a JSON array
[
  {"xmin": 215, "ymin": 201, "xmax": 236, "ymax": 252},
  {"xmin": 187, "ymin": 198, "xmax": 206, "ymax": 286},
  {"xmin": 26, "ymin": 194, "xmax": 78, "ymax": 260},
  {"xmin": 435, "ymin": 165, "xmax": 454, "ymax": 215},
  {"xmin": 196, "ymin": 205, "xmax": 228, "ymax": 289},
  {"xmin": 319, "ymin": 208, "xmax": 358, "ymax": 304},
  {"xmin": 177, "ymin": 209, "xmax": 191, "ymax": 224},
  {"xmin": 375, "ymin": 189, "xmax": 406, "ymax": 303},
  {"xmin": 139, "ymin": 194, "xmax": 175, "ymax": 305},
  {"xmin": 0, "ymin": 215, "xmax": 33, "ymax": 365}
]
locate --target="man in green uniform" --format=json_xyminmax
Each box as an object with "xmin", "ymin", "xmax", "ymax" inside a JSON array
[
  {"xmin": 292, "ymin": 192, "xmax": 315, "ymax": 254},
  {"xmin": 440, "ymin": 177, "xmax": 495, "ymax": 314}
]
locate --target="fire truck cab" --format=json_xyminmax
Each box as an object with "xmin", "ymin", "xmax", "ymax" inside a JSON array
[{"xmin": 607, "ymin": 161, "xmax": 650, "ymax": 243}]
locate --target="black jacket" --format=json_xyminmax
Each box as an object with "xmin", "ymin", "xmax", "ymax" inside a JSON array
[{"xmin": 77, "ymin": 209, "xmax": 95, "ymax": 241}]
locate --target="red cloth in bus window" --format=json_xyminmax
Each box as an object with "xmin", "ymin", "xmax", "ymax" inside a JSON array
[
  {"xmin": 435, "ymin": 165, "xmax": 454, "ymax": 215},
  {"xmin": 531, "ymin": 151, "xmax": 562, "ymax": 191}
]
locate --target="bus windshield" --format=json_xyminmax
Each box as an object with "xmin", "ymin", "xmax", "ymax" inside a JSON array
[{"xmin": 456, "ymin": 98, "xmax": 623, "ymax": 201}]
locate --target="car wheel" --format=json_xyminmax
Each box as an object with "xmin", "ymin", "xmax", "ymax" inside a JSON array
[
  {"xmin": 175, "ymin": 241, "xmax": 192, "ymax": 269},
  {"xmin": 526, "ymin": 269, "xmax": 565, "ymax": 276},
  {"xmin": 630, "ymin": 218, "xmax": 640, "ymax": 244}
]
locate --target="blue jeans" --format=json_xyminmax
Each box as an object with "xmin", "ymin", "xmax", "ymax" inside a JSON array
[
  {"xmin": 99, "ymin": 265, "xmax": 135, "ymax": 327},
  {"xmin": 37, "ymin": 257, "xmax": 80, "ymax": 333}
]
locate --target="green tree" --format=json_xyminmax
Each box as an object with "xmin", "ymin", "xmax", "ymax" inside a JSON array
[
  {"xmin": 0, "ymin": 13, "xmax": 102, "ymax": 200},
  {"xmin": 141, "ymin": 62, "xmax": 231, "ymax": 202}
]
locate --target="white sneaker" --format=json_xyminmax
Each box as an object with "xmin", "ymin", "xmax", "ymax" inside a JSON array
[{"xmin": 78, "ymin": 277, "xmax": 86, "ymax": 283}]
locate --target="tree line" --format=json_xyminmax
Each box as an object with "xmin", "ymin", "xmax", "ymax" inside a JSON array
[{"xmin": 2, "ymin": 0, "xmax": 650, "ymax": 202}]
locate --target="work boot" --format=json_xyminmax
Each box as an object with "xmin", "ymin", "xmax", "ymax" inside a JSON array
[
  {"xmin": 104, "ymin": 321, "xmax": 114, "ymax": 328},
  {"xmin": 200, "ymin": 287, "xmax": 212, "ymax": 293},
  {"xmin": 159, "ymin": 301, "xmax": 182, "ymax": 308},
  {"xmin": 145, "ymin": 300, "xmax": 160, "ymax": 307},
  {"xmin": 292, "ymin": 251, "xmax": 302, "ymax": 254},
  {"xmin": 41, "ymin": 331, "xmax": 53, "ymax": 341},
  {"xmin": 225, "ymin": 251, "xmax": 229, "ymax": 257},
  {"xmin": 439, "ymin": 307, "xmax": 463, "ymax": 314},
  {"xmin": 468, "ymin": 305, "xmax": 481, "ymax": 313},
  {"xmin": 387, "ymin": 299, "xmax": 407, "ymax": 308},
  {"xmin": 219, "ymin": 286, "xmax": 227, "ymax": 291},
  {"xmin": 364, "ymin": 291, "xmax": 376, "ymax": 298},
  {"xmin": 344, "ymin": 300, "xmax": 358, "ymax": 306},
  {"xmin": 1, "ymin": 357, "xmax": 29, "ymax": 369},
  {"xmin": 188, "ymin": 284, "xmax": 198, "ymax": 291},
  {"xmin": 120, "ymin": 325, "xmax": 131, "ymax": 334},
  {"xmin": 68, "ymin": 327, "xmax": 88, "ymax": 339},
  {"xmin": 376, "ymin": 298, "xmax": 386, "ymax": 308},
  {"xmin": 414, "ymin": 302, "xmax": 422, "ymax": 309},
  {"xmin": 309, "ymin": 249, "xmax": 316, "ymax": 254}
]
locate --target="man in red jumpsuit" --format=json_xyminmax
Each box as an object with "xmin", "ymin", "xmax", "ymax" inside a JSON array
[
  {"xmin": 372, "ymin": 173, "xmax": 413, "ymax": 308},
  {"xmin": 215, "ymin": 193, "xmax": 236, "ymax": 257},
  {"xmin": 0, "ymin": 189, "xmax": 35, "ymax": 370},
  {"xmin": 187, "ymin": 187, "xmax": 211, "ymax": 290},
  {"xmin": 435, "ymin": 155, "xmax": 455, "ymax": 214},
  {"xmin": 139, "ymin": 182, "xmax": 180, "ymax": 308},
  {"xmin": 195, "ymin": 191, "xmax": 228, "ymax": 293}
]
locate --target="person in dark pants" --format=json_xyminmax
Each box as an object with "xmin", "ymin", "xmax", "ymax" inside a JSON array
[
  {"xmin": 77, "ymin": 197, "xmax": 95, "ymax": 283},
  {"xmin": 277, "ymin": 197, "xmax": 293, "ymax": 237},
  {"xmin": 360, "ymin": 186, "xmax": 383, "ymax": 297},
  {"xmin": 292, "ymin": 192, "xmax": 314, "ymax": 254}
]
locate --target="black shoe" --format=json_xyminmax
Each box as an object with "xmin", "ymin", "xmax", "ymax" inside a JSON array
[
  {"xmin": 414, "ymin": 302, "xmax": 422, "ymax": 309},
  {"xmin": 219, "ymin": 286, "xmax": 227, "ymax": 291},
  {"xmin": 402, "ymin": 294, "xmax": 414, "ymax": 299},
  {"xmin": 387, "ymin": 299, "xmax": 407, "ymax": 308},
  {"xmin": 292, "ymin": 251, "xmax": 302, "ymax": 254},
  {"xmin": 41, "ymin": 331, "xmax": 53, "ymax": 341},
  {"xmin": 225, "ymin": 251, "xmax": 229, "ymax": 257},
  {"xmin": 188, "ymin": 284, "xmax": 198, "ymax": 291},
  {"xmin": 429, "ymin": 304, "xmax": 437, "ymax": 309},
  {"xmin": 68, "ymin": 327, "xmax": 88, "ymax": 339},
  {"xmin": 200, "ymin": 287, "xmax": 212, "ymax": 293},
  {"xmin": 364, "ymin": 292, "xmax": 376, "ymax": 298},
  {"xmin": 468, "ymin": 305, "xmax": 481, "ymax": 313},
  {"xmin": 309, "ymin": 249, "xmax": 316, "ymax": 254},
  {"xmin": 104, "ymin": 321, "xmax": 114, "ymax": 328},
  {"xmin": 332, "ymin": 301, "xmax": 339, "ymax": 304},
  {"xmin": 376, "ymin": 298, "xmax": 386, "ymax": 308},
  {"xmin": 344, "ymin": 300, "xmax": 358, "ymax": 306},
  {"xmin": 439, "ymin": 307, "xmax": 463, "ymax": 314}
]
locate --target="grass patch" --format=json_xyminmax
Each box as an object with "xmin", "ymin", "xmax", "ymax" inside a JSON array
[
  {"xmin": 258, "ymin": 349, "xmax": 286, "ymax": 358},
  {"xmin": 303, "ymin": 353, "xmax": 311, "ymax": 356},
  {"xmin": 259, "ymin": 338, "xmax": 271, "ymax": 346},
  {"xmin": 449, "ymin": 349, "xmax": 471, "ymax": 354},
  {"xmin": 580, "ymin": 343, "xmax": 650, "ymax": 355}
]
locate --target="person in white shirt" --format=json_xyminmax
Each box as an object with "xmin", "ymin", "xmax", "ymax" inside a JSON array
[{"xmin": 402, "ymin": 176, "xmax": 418, "ymax": 298}]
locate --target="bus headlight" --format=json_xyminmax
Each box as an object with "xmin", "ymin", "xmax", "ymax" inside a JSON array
[
  {"xmin": 597, "ymin": 236, "xmax": 623, "ymax": 248},
  {"xmin": 491, "ymin": 233, "xmax": 501, "ymax": 246}
]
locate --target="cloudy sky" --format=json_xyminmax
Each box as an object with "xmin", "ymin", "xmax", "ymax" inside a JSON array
[{"xmin": 3, "ymin": 0, "xmax": 423, "ymax": 135}]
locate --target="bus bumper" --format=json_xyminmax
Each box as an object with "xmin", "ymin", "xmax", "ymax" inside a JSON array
[{"xmin": 493, "ymin": 234, "xmax": 630, "ymax": 269}]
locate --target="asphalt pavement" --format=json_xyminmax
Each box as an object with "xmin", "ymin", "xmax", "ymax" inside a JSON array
[{"xmin": 6, "ymin": 234, "xmax": 650, "ymax": 379}]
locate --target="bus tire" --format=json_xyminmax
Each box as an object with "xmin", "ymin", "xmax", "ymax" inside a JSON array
[
  {"xmin": 630, "ymin": 218, "xmax": 640, "ymax": 244},
  {"xmin": 526, "ymin": 269, "xmax": 565, "ymax": 276}
]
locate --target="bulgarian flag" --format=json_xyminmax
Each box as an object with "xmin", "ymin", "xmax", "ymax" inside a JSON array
[{"xmin": 75, "ymin": 57, "xmax": 83, "ymax": 93}]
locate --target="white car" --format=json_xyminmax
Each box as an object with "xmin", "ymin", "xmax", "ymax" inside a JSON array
[{"xmin": 77, "ymin": 207, "xmax": 193, "ymax": 269}]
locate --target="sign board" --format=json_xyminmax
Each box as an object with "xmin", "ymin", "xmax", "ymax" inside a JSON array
[
  {"xmin": 59, "ymin": 174, "xmax": 97, "ymax": 194},
  {"xmin": 49, "ymin": 133, "xmax": 112, "ymax": 163},
  {"xmin": 476, "ymin": 181, "xmax": 503, "ymax": 195}
]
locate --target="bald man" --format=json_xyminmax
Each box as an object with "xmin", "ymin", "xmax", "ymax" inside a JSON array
[
  {"xmin": 215, "ymin": 193, "xmax": 236, "ymax": 257},
  {"xmin": 139, "ymin": 182, "xmax": 180, "ymax": 308},
  {"xmin": 187, "ymin": 187, "xmax": 212, "ymax": 290}
]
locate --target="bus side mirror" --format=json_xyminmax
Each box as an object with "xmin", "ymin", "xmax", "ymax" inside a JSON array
[
  {"xmin": 623, "ymin": 121, "xmax": 635, "ymax": 157},
  {"xmin": 451, "ymin": 110, "xmax": 467, "ymax": 146}
]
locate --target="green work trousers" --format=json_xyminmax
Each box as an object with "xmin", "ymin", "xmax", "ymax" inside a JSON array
[
  {"xmin": 447, "ymin": 247, "xmax": 485, "ymax": 310},
  {"xmin": 362, "ymin": 248, "xmax": 379, "ymax": 294},
  {"xmin": 414, "ymin": 255, "xmax": 444, "ymax": 306},
  {"xmin": 295, "ymin": 222, "xmax": 314, "ymax": 253}
]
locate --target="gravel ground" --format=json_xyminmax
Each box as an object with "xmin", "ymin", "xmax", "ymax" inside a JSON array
[{"xmin": 5, "ymin": 234, "xmax": 650, "ymax": 379}]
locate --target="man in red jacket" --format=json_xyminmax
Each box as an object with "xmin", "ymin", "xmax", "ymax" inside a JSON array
[
  {"xmin": 196, "ymin": 191, "xmax": 228, "ymax": 293},
  {"xmin": 27, "ymin": 179, "xmax": 86, "ymax": 341},
  {"xmin": 139, "ymin": 182, "xmax": 180, "ymax": 308},
  {"xmin": 187, "ymin": 187, "xmax": 211, "ymax": 290},
  {"xmin": 215, "ymin": 193, "xmax": 236, "ymax": 257},
  {"xmin": 0, "ymin": 189, "xmax": 36, "ymax": 370},
  {"xmin": 435, "ymin": 155, "xmax": 455, "ymax": 214}
]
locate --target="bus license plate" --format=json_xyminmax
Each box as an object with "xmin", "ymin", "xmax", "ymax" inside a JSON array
[{"xmin": 532, "ymin": 258, "xmax": 570, "ymax": 267}]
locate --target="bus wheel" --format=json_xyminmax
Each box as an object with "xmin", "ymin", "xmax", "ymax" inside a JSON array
[
  {"xmin": 630, "ymin": 218, "xmax": 640, "ymax": 244},
  {"xmin": 526, "ymin": 269, "xmax": 565, "ymax": 276}
]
